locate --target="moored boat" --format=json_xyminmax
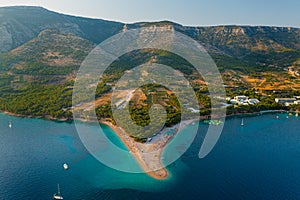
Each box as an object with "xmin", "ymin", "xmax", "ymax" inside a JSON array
[
  {"xmin": 63, "ymin": 163, "xmax": 68, "ymax": 170},
  {"xmin": 53, "ymin": 184, "xmax": 63, "ymax": 199}
]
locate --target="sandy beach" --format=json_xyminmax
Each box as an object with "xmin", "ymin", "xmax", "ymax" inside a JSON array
[
  {"xmin": 100, "ymin": 121, "xmax": 169, "ymax": 179},
  {"xmin": 100, "ymin": 119, "xmax": 195, "ymax": 180}
]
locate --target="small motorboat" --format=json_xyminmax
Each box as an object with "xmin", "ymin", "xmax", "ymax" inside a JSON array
[{"xmin": 241, "ymin": 118, "xmax": 244, "ymax": 126}]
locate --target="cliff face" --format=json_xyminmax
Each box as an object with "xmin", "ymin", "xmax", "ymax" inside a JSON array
[
  {"xmin": 126, "ymin": 22, "xmax": 300, "ymax": 68},
  {"xmin": 173, "ymin": 25, "xmax": 300, "ymax": 57},
  {"xmin": 196, "ymin": 26, "xmax": 300, "ymax": 55}
]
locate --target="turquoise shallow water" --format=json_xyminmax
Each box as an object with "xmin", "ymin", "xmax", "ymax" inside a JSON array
[{"xmin": 0, "ymin": 113, "xmax": 300, "ymax": 199}]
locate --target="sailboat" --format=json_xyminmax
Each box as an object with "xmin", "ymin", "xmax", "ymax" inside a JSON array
[
  {"xmin": 241, "ymin": 118, "xmax": 244, "ymax": 126},
  {"xmin": 53, "ymin": 184, "xmax": 63, "ymax": 199},
  {"xmin": 5, "ymin": 105, "xmax": 12, "ymax": 128},
  {"xmin": 63, "ymin": 163, "xmax": 68, "ymax": 170}
]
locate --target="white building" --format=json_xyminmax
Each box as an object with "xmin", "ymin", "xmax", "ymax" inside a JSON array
[
  {"xmin": 275, "ymin": 98, "xmax": 296, "ymax": 103},
  {"xmin": 248, "ymin": 98, "xmax": 260, "ymax": 105},
  {"xmin": 274, "ymin": 98, "xmax": 300, "ymax": 106},
  {"xmin": 230, "ymin": 99, "xmax": 239, "ymax": 105},
  {"xmin": 234, "ymin": 95, "xmax": 248, "ymax": 102},
  {"xmin": 229, "ymin": 96, "xmax": 260, "ymax": 106},
  {"xmin": 240, "ymin": 102, "xmax": 249, "ymax": 106}
]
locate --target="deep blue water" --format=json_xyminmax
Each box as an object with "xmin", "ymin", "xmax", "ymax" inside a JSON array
[{"xmin": 0, "ymin": 113, "xmax": 300, "ymax": 199}]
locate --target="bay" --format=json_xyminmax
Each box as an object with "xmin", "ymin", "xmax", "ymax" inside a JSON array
[{"xmin": 0, "ymin": 113, "xmax": 300, "ymax": 199}]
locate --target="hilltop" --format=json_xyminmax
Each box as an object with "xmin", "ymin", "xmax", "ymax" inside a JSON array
[
  {"xmin": 0, "ymin": 6, "xmax": 299, "ymax": 130},
  {"xmin": 0, "ymin": 6, "xmax": 122, "ymax": 52}
]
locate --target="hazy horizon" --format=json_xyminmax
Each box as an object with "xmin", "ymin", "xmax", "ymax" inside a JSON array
[{"xmin": 0, "ymin": 1, "xmax": 299, "ymax": 28}]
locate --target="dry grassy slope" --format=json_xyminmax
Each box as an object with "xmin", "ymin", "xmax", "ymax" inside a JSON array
[
  {"xmin": 0, "ymin": 30, "xmax": 96, "ymax": 88},
  {"xmin": 0, "ymin": 7, "xmax": 300, "ymax": 92},
  {"xmin": 10, "ymin": 29, "xmax": 95, "ymax": 67}
]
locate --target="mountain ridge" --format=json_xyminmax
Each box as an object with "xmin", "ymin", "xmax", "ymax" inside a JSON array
[
  {"xmin": 0, "ymin": 6, "xmax": 123, "ymax": 52},
  {"xmin": 0, "ymin": 6, "xmax": 299, "ymax": 53},
  {"xmin": 0, "ymin": 6, "xmax": 299, "ymax": 123}
]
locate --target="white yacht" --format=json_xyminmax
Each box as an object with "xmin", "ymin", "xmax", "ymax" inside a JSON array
[
  {"xmin": 53, "ymin": 184, "xmax": 63, "ymax": 199},
  {"xmin": 241, "ymin": 118, "xmax": 244, "ymax": 126},
  {"xmin": 63, "ymin": 163, "xmax": 68, "ymax": 170}
]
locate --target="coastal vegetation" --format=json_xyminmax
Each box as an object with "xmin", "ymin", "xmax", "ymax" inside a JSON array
[{"xmin": 0, "ymin": 6, "xmax": 299, "ymax": 140}]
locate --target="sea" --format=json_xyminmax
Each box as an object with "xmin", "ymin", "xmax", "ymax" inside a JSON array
[{"xmin": 0, "ymin": 112, "xmax": 300, "ymax": 199}]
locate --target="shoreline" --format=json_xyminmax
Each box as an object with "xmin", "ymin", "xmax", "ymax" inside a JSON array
[
  {"xmin": 1, "ymin": 109, "xmax": 295, "ymax": 180},
  {"xmin": 225, "ymin": 109, "xmax": 288, "ymax": 119},
  {"xmin": 1, "ymin": 109, "xmax": 293, "ymax": 124},
  {"xmin": 100, "ymin": 119, "xmax": 196, "ymax": 180},
  {"xmin": 100, "ymin": 120, "xmax": 170, "ymax": 180},
  {"xmin": 0, "ymin": 111, "xmax": 72, "ymax": 122}
]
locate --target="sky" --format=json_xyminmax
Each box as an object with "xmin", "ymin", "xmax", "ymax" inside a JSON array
[{"xmin": 0, "ymin": 0, "xmax": 299, "ymax": 27}]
